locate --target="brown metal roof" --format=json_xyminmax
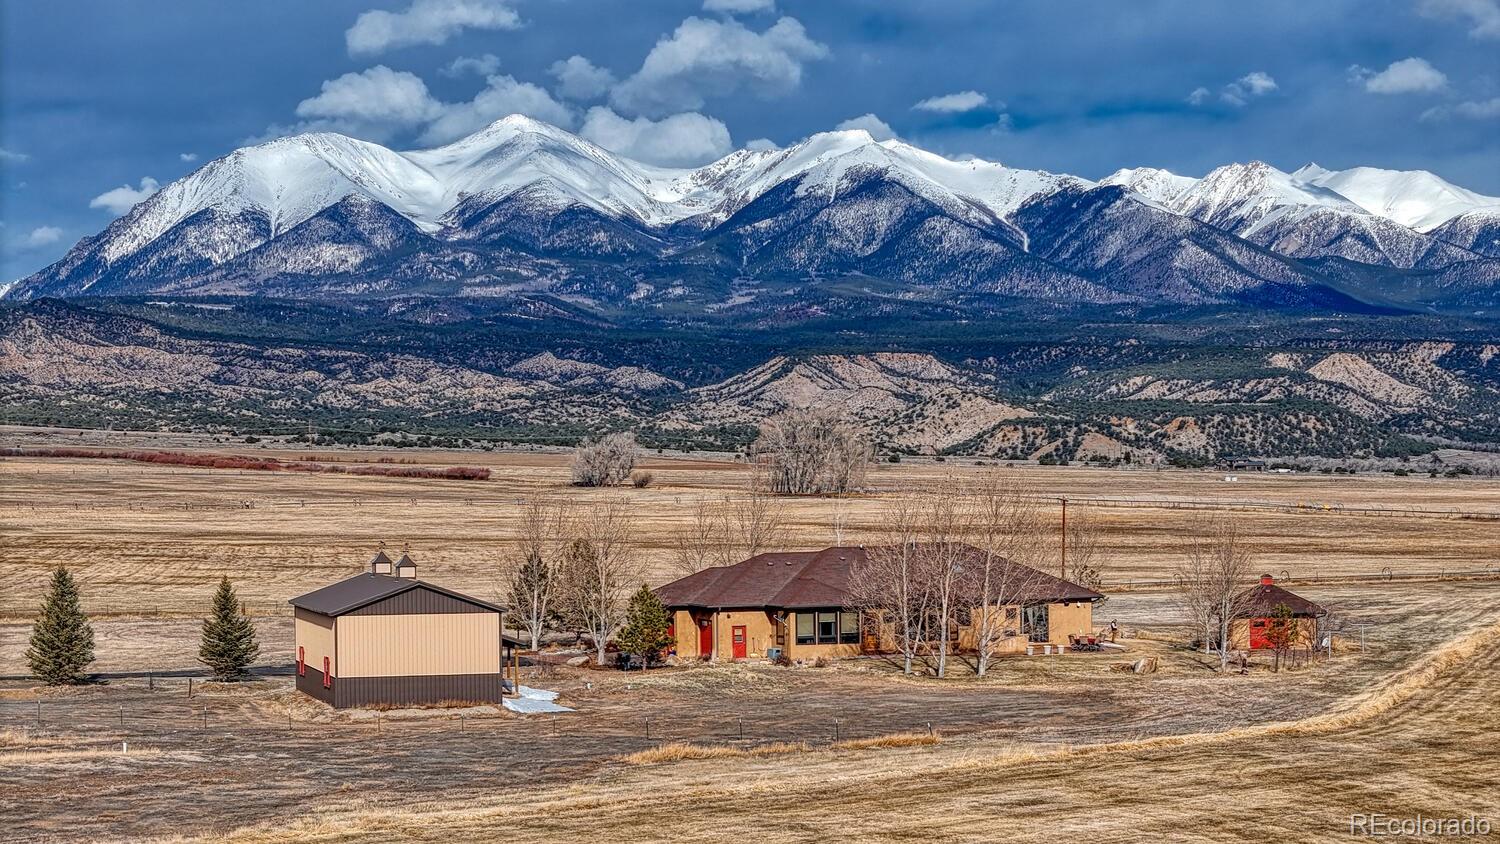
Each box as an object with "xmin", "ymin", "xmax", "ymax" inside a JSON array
[
  {"xmin": 655, "ymin": 544, "xmax": 1103, "ymax": 610},
  {"xmin": 289, "ymin": 573, "xmax": 507, "ymax": 619},
  {"xmin": 1237, "ymin": 582, "xmax": 1325, "ymax": 617}
]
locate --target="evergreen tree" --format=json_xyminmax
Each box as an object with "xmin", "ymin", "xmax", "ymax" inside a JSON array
[
  {"xmin": 199, "ymin": 577, "xmax": 260, "ymax": 681},
  {"xmin": 616, "ymin": 584, "xmax": 672, "ymax": 670},
  {"xmin": 26, "ymin": 567, "xmax": 95, "ymax": 685}
]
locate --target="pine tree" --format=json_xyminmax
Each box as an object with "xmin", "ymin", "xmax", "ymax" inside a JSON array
[
  {"xmin": 26, "ymin": 567, "xmax": 95, "ymax": 685},
  {"xmin": 199, "ymin": 577, "xmax": 260, "ymax": 681},
  {"xmin": 616, "ymin": 584, "xmax": 672, "ymax": 670}
]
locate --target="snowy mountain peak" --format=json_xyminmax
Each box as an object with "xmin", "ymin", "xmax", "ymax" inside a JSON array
[
  {"xmin": 1170, "ymin": 160, "xmax": 1366, "ymax": 232},
  {"xmin": 1099, "ymin": 167, "xmax": 1197, "ymax": 206},
  {"xmin": 1294, "ymin": 165, "xmax": 1500, "ymax": 232}
]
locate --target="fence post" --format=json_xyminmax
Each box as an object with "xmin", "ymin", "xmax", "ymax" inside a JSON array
[
  {"xmin": 35, "ymin": 699, "xmax": 41, "ymax": 724},
  {"xmin": 833, "ymin": 719, "xmax": 840, "ymax": 743},
  {"xmin": 645, "ymin": 717, "xmax": 651, "ymax": 741},
  {"xmin": 187, "ymin": 678, "xmax": 193, "ymax": 699},
  {"xmin": 738, "ymin": 717, "xmax": 744, "ymax": 741},
  {"xmin": 119, "ymin": 704, "xmax": 124, "ymax": 729}
]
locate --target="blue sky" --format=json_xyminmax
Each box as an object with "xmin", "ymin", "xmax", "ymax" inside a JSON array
[{"xmin": 3, "ymin": 0, "xmax": 1498, "ymax": 281}]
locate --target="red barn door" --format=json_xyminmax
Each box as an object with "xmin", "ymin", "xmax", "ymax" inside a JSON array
[{"xmin": 1248, "ymin": 618, "xmax": 1271, "ymax": 650}]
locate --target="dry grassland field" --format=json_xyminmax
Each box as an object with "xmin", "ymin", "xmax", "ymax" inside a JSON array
[
  {"xmin": 2, "ymin": 433, "xmax": 1499, "ymax": 843},
  {"xmin": 2, "ymin": 432, "xmax": 1498, "ymax": 617}
]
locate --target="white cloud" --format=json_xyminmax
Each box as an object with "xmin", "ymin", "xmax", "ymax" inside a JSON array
[
  {"xmin": 442, "ymin": 53, "xmax": 502, "ymax": 78},
  {"xmin": 294, "ymin": 66, "xmax": 445, "ymax": 141},
  {"xmin": 549, "ymin": 55, "xmax": 616, "ymax": 101},
  {"xmin": 25, "ymin": 226, "xmax": 63, "ymax": 247},
  {"xmin": 1418, "ymin": 0, "xmax": 1500, "ymax": 39},
  {"xmin": 1422, "ymin": 96, "xmax": 1500, "ymax": 120},
  {"xmin": 1193, "ymin": 71, "xmax": 1277, "ymax": 107},
  {"xmin": 744, "ymin": 137, "xmax": 779, "ymax": 151},
  {"xmin": 418, "ymin": 74, "xmax": 575, "ymax": 145},
  {"xmin": 703, "ymin": 0, "xmax": 776, "ymax": 13},
  {"xmin": 89, "ymin": 177, "xmax": 160, "ymax": 215},
  {"xmin": 610, "ymin": 16, "xmax": 828, "ymax": 118},
  {"xmin": 179, "ymin": 152, "xmax": 199, "ymax": 163},
  {"xmin": 1350, "ymin": 57, "xmax": 1448, "ymax": 94},
  {"xmin": 834, "ymin": 113, "xmax": 896, "ymax": 141},
  {"xmin": 913, "ymin": 90, "xmax": 989, "ymax": 113},
  {"xmin": 346, "ymin": 0, "xmax": 520, "ymax": 56},
  {"xmin": 0, "ymin": 147, "xmax": 28, "ymax": 163},
  {"xmin": 578, "ymin": 107, "xmax": 732, "ymax": 166}
]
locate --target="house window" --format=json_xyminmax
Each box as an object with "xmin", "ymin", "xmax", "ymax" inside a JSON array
[
  {"xmin": 817, "ymin": 611, "xmax": 838, "ymax": 643},
  {"xmin": 796, "ymin": 612, "xmax": 814, "ymax": 645},
  {"xmin": 839, "ymin": 611, "xmax": 860, "ymax": 643}
]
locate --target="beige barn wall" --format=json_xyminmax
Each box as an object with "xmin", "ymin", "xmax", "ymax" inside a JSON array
[
  {"xmin": 337, "ymin": 612, "xmax": 501, "ymax": 677},
  {"xmin": 294, "ymin": 608, "xmax": 336, "ymax": 676}
]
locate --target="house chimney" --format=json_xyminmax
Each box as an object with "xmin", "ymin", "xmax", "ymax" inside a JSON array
[
  {"xmin": 369, "ymin": 549, "xmax": 394, "ymax": 576},
  {"xmin": 1260, "ymin": 573, "xmax": 1274, "ymax": 586},
  {"xmin": 394, "ymin": 553, "xmax": 417, "ymax": 579}
]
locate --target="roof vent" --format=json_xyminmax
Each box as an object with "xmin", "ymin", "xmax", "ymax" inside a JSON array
[
  {"xmin": 395, "ymin": 553, "xmax": 417, "ymax": 579},
  {"xmin": 370, "ymin": 549, "xmax": 394, "ymax": 576}
]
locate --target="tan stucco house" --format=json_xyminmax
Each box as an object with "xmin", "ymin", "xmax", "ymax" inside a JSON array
[
  {"xmin": 655, "ymin": 544, "xmax": 1104, "ymax": 662},
  {"xmin": 289, "ymin": 552, "xmax": 523, "ymax": 709}
]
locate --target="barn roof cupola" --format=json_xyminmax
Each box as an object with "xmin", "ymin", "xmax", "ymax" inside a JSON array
[
  {"xmin": 369, "ymin": 549, "xmax": 394, "ymax": 576},
  {"xmin": 394, "ymin": 553, "xmax": 417, "ymax": 579}
]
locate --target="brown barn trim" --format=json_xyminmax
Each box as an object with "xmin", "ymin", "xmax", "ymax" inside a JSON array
[
  {"xmin": 332, "ymin": 673, "xmax": 508, "ymax": 709},
  {"xmin": 296, "ymin": 665, "xmax": 336, "ymax": 706},
  {"xmin": 344, "ymin": 587, "xmax": 495, "ymax": 616}
]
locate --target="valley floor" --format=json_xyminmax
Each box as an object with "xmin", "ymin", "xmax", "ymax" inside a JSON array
[{"xmin": 1, "ymin": 580, "xmax": 1496, "ymax": 842}]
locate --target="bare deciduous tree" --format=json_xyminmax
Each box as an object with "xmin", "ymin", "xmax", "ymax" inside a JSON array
[
  {"xmin": 967, "ymin": 472, "xmax": 1049, "ymax": 677},
  {"xmin": 1175, "ymin": 515, "xmax": 1257, "ymax": 672},
  {"xmin": 753, "ymin": 408, "xmax": 871, "ymax": 494},
  {"xmin": 848, "ymin": 499, "xmax": 931, "ymax": 675},
  {"xmin": 669, "ymin": 498, "xmax": 725, "ymax": 578},
  {"xmin": 1064, "ymin": 508, "xmax": 1111, "ymax": 610},
  {"xmin": 570, "ymin": 432, "xmax": 639, "ymax": 487},
  {"xmin": 506, "ymin": 498, "xmax": 564, "ymax": 651},
  {"xmin": 668, "ymin": 485, "xmax": 788, "ymax": 577},
  {"xmin": 556, "ymin": 501, "xmax": 638, "ymax": 665}
]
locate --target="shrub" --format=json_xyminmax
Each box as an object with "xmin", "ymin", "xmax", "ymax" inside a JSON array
[
  {"xmin": 570, "ymin": 432, "xmax": 638, "ymax": 487},
  {"xmin": 630, "ymin": 470, "xmax": 654, "ymax": 488}
]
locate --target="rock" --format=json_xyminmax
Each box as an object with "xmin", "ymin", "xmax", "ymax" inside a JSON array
[{"xmin": 565, "ymin": 655, "xmax": 590, "ymax": 667}]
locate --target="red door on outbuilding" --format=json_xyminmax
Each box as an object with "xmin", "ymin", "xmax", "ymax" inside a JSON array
[
  {"xmin": 1248, "ymin": 618, "xmax": 1271, "ymax": 649},
  {"xmin": 731, "ymin": 625, "xmax": 747, "ymax": 660},
  {"xmin": 699, "ymin": 619, "xmax": 713, "ymax": 657}
]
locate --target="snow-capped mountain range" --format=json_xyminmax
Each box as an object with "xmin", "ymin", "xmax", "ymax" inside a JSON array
[{"xmin": 10, "ymin": 114, "xmax": 1500, "ymax": 312}]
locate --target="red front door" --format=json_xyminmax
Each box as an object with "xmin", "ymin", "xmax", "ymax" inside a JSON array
[
  {"xmin": 699, "ymin": 620, "xmax": 713, "ymax": 657},
  {"xmin": 1249, "ymin": 618, "xmax": 1271, "ymax": 650},
  {"xmin": 732, "ymin": 625, "xmax": 747, "ymax": 660}
]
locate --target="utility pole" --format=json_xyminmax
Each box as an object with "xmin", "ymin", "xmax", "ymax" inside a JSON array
[{"xmin": 1059, "ymin": 497, "xmax": 1068, "ymax": 580}]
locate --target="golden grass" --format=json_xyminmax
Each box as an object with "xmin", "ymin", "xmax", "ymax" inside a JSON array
[
  {"xmin": 620, "ymin": 740, "xmax": 810, "ymax": 764},
  {"xmin": 831, "ymin": 730, "xmax": 940, "ymax": 750},
  {"xmin": 3, "ymin": 451, "xmax": 1498, "ymax": 617},
  {"xmin": 0, "ymin": 747, "xmax": 163, "ymax": 764}
]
